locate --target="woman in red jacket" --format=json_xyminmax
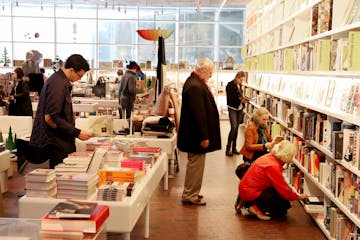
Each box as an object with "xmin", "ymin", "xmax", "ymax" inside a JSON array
[{"xmin": 238, "ymin": 140, "xmax": 308, "ymax": 220}]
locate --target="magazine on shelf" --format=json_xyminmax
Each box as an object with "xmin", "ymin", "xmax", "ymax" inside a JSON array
[{"xmin": 47, "ymin": 200, "xmax": 98, "ymax": 219}]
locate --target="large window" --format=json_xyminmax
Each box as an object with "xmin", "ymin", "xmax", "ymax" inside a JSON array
[{"xmin": 0, "ymin": 3, "xmax": 245, "ymax": 71}]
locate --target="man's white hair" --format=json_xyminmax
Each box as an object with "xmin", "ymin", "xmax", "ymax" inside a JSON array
[{"xmin": 195, "ymin": 58, "xmax": 214, "ymax": 72}]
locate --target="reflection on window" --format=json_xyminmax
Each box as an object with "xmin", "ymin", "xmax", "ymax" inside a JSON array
[
  {"xmin": 219, "ymin": 9, "xmax": 245, "ymax": 22},
  {"xmin": 13, "ymin": 17, "xmax": 54, "ymax": 43},
  {"xmin": 179, "ymin": 8, "xmax": 215, "ymax": 21},
  {"xmin": 0, "ymin": 4, "xmax": 245, "ymax": 68},
  {"xmin": 179, "ymin": 23, "xmax": 214, "ymax": 46},
  {"xmin": 98, "ymin": 20, "xmax": 136, "ymax": 44},
  {"xmin": 0, "ymin": 17, "xmax": 11, "ymax": 41},
  {"xmin": 98, "ymin": 45, "xmax": 135, "ymax": 64},
  {"xmin": 219, "ymin": 47, "xmax": 243, "ymax": 65},
  {"xmin": 13, "ymin": 43, "xmax": 54, "ymax": 63},
  {"xmin": 178, "ymin": 47, "xmax": 214, "ymax": 65},
  {"xmin": 219, "ymin": 23, "xmax": 244, "ymax": 46},
  {"xmin": 56, "ymin": 19, "xmax": 96, "ymax": 43},
  {"xmin": 56, "ymin": 44, "xmax": 95, "ymax": 67}
]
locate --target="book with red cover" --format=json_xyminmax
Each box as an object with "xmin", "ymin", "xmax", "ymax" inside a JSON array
[{"xmin": 41, "ymin": 205, "xmax": 109, "ymax": 233}]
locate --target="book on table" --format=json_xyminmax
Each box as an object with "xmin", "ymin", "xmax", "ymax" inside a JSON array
[
  {"xmin": 47, "ymin": 200, "xmax": 98, "ymax": 219},
  {"xmin": 41, "ymin": 205, "xmax": 109, "ymax": 234}
]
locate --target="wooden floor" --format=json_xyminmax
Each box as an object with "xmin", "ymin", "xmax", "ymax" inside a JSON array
[{"xmin": 2, "ymin": 120, "xmax": 327, "ymax": 240}]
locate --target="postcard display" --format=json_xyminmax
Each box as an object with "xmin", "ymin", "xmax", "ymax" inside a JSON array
[{"xmin": 243, "ymin": 0, "xmax": 360, "ymax": 239}]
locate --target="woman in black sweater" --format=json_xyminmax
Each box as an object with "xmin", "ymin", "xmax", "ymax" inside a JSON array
[{"xmin": 225, "ymin": 71, "xmax": 249, "ymax": 156}]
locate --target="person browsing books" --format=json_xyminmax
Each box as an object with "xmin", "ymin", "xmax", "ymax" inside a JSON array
[
  {"xmin": 225, "ymin": 71, "xmax": 250, "ymax": 156},
  {"xmin": 240, "ymin": 107, "xmax": 279, "ymax": 164},
  {"xmin": 118, "ymin": 61, "xmax": 143, "ymax": 119},
  {"xmin": 177, "ymin": 58, "xmax": 221, "ymax": 206},
  {"xmin": 238, "ymin": 140, "xmax": 308, "ymax": 220},
  {"xmin": 30, "ymin": 54, "xmax": 92, "ymax": 169}
]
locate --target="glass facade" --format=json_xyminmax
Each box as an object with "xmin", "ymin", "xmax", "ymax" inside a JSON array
[{"xmin": 0, "ymin": 2, "xmax": 245, "ymax": 72}]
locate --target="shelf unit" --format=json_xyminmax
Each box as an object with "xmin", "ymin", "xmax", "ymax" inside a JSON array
[
  {"xmin": 244, "ymin": 73, "xmax": 360, "ymax": 239},
  {"xmin": 243, "ymin": 0, "xmax": 360, "ymax": 238}
]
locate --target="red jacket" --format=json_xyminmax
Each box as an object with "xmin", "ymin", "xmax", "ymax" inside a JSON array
[{"xmin": 238, "ymin": 153, "xmax": 299, "ymax": 201}]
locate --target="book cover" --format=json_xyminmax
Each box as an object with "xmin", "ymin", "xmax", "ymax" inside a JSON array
[
  {"xmin": 47, "ymin": 200, "xmax": 98, "ymax": 219},
  {"xmin": 348, "ymin": 31, "xmax": 360, "ymax": 71},
  {"xmin": 56, "ymin": 173, "xmax": 98, "ymax": 185},
  {"xmin": 317, "ymin": 39, "xmax": 331, "ymax": 71},
  {"xmin": 317, "ymin": 0, "xmax": 332, "ymax": 34},
  {"xmin": 334, "ymin": 131, "xmax": 344, "ymax": 160},
  {"xmin": 41, "ymin": 205, "xmax": 109, "ymax": 233}
]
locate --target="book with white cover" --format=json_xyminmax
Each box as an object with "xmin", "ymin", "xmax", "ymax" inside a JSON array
[
  {"xmin": 57, "ymin": 173, "xmax": 98, "ymax": 186},
  {"xmin": 25, "ymin": 169, "xmax": 56, "ymax": 182}
]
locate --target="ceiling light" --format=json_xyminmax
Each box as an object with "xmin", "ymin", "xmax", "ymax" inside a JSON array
[
  {"xmin": 16, "ymin": 0, "xmax": 18, "ymax": 7},
  {"xmin": 105, "ymin": 1, "xmax": 108, "ymax": 8}
]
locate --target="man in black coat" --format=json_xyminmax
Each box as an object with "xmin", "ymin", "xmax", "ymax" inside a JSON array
[{"xmin": 177, "ymin": 58, "xmax": 221, "ymax": 205}]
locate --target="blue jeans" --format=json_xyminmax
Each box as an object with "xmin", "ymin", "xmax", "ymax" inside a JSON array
[{"xmin": 227, "ymin": 108, "xmax": 244, "ymax": 149}]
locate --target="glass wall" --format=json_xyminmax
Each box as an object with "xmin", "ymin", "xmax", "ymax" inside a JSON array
[{"xmin": 0, "ymin": 2, "xmax": 245, "ymax": 72}]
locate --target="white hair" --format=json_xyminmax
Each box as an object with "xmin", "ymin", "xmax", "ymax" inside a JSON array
[
  {"xmin": 271, "ymin": 140, "xmax": 296, "ymax": 163},
  {"xmin": 195, "ymin": 58, "xmax": 214, "ymax": 72}
]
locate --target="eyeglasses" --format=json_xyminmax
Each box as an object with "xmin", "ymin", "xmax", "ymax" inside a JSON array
[{"xmin": 73, "ymin": 70, "xmax": 85, "ymax": 80}]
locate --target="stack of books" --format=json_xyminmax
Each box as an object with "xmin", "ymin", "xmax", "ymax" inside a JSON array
[
  {"xmin": 25, "ymin": 169, "xmax": 57, "ymax": 198},
  {"xmin": 120, "ymin": 159, "xmax": 146, "ymax": 173},
  {"xmin": 97, "ymin": 182, "xmax": 127, "ymax": 201},
  {"xmin": 97, "ymin": 168, "xmax": 142, "ymax": 186},
  {"xmin": 40, "ymin": 200, "xmax": 109, "ymax": 240},
  {"xmin": 56, "ymin": 173, "xmax": 98, "ymax": 200},
  {"xmin": 54, "ymin": 152, "xmax": 94, "ymax": 175}
]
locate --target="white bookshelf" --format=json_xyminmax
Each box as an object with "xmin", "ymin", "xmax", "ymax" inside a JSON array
[{"xmin": 244, "ymin": 0, "xmax": 360, "ymax": 238}]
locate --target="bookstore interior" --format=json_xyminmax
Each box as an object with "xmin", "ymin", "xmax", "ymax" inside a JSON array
[{"xmin": 0, "ymin": 0, "xmax": 360, "ymax": 239}]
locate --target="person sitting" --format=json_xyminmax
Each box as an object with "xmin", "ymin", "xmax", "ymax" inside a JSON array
[
  {"xmin": 240, "ymin": 107, "xmax": 273, "ymax": 164},
  {"xmin": 238, "ymin": 140, "xmax": 308, "ymax": 220}
]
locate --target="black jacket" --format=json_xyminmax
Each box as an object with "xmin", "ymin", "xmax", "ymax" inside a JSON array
[
  {"xmin": 30, "ymin": 69, "xmax": 80, "ymax": 153},
  {"xmin": 177, "ymin": 72, "xmax": 221, "ymax": 153},
  {"xmin": 226, "ymin": 80, "xmax": 244, "ymax": 110},
  {"xmin": 9, "ymin": 80, "xmax": 33, "ymax": 116}
]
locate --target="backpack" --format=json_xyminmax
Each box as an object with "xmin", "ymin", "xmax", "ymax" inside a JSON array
[{"xmin": 235, "ymin": 162, "xmax": 251, "ymax": 179}]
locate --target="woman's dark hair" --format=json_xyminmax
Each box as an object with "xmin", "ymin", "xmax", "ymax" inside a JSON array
[
  {"xmin": 14, "ymin": 67, "xmax": 24, "ymax": 79},
  {"xmin": 126, "ymin": 61, "xmax": 139, "ymax": 70},
  {"xmin": 64, "ymin": 54, "xmax": 90, "ymax": 72}
]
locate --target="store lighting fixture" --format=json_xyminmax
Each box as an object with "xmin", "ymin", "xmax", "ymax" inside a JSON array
[
  {"xmin": 105, "ymin": 1, "xmax": 108, "ymax": 8},
  {"xmin": 70, "ymin": 0, "xmax": 73, "ymax": 9},
  {"xmin": 136, "ymin": 10, "xmax": 173, "ymax": 41},
  {"xmin": 40, "ymin": 1, "xmax": 43, "ymax": 11},
  {"xmin": 15, "ymin": 0, "xmax": 18, "ymax": 7},
  {"xmin": 112, "ymin": 0, "xmax": 114, "ymax": 10}
]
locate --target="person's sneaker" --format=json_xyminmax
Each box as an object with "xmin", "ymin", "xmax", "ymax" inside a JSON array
[{"xmin": 248, "ymin": 205, "xmax": 271, "ymax": 220}]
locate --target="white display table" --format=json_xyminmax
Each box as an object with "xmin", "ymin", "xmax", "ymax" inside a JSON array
[
  {"xmin": 32, "ymin": 102, "xmax": 99, "ymax": 113},
  {"xmin": 76, "ymin": 133, "xmax": 177, "ymax": 180},
  {"xmin": 19, "ymin": 152, "xmax": 168, "ymax": 240},
  {"xmin": 73, "ymin": 97, "xmax": 119, "ymax": 109}
]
